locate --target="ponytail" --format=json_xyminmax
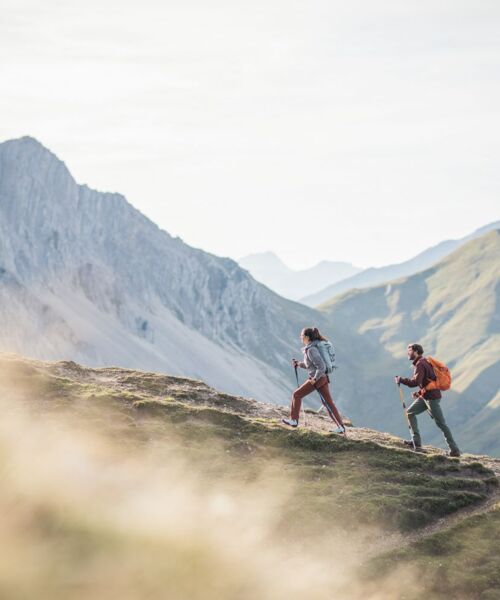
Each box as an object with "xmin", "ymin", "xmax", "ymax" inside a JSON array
[{"xmin": 303, "ymin": 327, "xmax": 328, "ymax": 342}]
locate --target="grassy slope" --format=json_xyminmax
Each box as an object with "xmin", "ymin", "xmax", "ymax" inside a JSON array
[
  {"xmin": 367, "ymin": 505, "xmax": 500, "ymax": 600},
  {"xmin": 0, "ymin": 354, "xmax": 498, "ymax": 599},
  {"xmin": 320, "ymin": 230, "xmax": 500, "ymax": 456},
  {"xmin": 3, "ymin": 355, "xmax": 496, "ymax": 532}
]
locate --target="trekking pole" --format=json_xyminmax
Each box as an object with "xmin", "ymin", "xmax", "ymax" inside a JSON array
[
  {"xmin": 397, "ymin": 382, "xmax": 416, "ymax": 451},
  {"xmin": 422, "ymin": 396, "xmax": 434, "ymax": 420},
  {"xmin": 293, "ymin": 362, "xmax": 306, "ymax": 428},
  {"xmin": 414, "ymin": 391, "xmax": 434, "ymax": 420},
  {"xmin": 316, "ymin": 388, "xmax": 345, "ymax": 435}
]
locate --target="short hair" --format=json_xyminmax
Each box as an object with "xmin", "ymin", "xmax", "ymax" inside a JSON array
[{"xmin": 408, "ymin": 343, "xmax": 424, "ymax": 355}]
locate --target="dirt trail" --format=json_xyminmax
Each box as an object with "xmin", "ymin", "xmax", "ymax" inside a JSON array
[
  {"xmin": 44, "ymin": 358, "xmax": 500, "ymax": 475},
  {"xmin": 254, "ymin": 400, "xmax": 500, "ymax": 474},
  {"xmin": 50, "ymin": 358, "xmax": 500, "ymax": 475}
]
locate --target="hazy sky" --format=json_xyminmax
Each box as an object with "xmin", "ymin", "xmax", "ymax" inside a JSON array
[{"xmin": 1, "ymin": 0, "xmax": 499, "ymax": 269}]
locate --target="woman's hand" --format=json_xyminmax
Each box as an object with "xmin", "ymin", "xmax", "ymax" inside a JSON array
[{"xmin": 292, "ymin": 358, "xmax": 299, "ymax": 368}]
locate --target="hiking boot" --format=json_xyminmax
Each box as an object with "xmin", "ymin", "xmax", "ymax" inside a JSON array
[
  {"xmin": 448, "ymin": 449, "xmax": 461, "ymax": 458},
  {"xmin": 282, "ymin": 418, "xmax": 298, "ymax": 428},
  {"xmin": 330, "ymin": 426, "xmax": 346, "ymax": 435},
  {"xmin": 403, "ymin": 440, "xmax": 423, "ymax": 450}
]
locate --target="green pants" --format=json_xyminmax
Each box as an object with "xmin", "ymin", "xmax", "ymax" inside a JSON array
[{"xmin": 407, "ymin": 397, "xmax": 459, "ymax": 453}]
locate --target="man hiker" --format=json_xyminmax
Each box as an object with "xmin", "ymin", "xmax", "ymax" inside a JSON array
[{"xmin": 395, "ymin": 343, "xmax": 461, "ymax": 457}]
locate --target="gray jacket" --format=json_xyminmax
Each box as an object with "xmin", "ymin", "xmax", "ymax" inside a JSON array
[{"xmin": 298, "ymin": 341, "xmax": 326, "ymax": 381}]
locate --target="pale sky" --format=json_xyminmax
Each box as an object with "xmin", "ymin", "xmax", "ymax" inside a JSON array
[{"xmin": 1, "ymin": 0, "xmax": 499, "ymax": 269}]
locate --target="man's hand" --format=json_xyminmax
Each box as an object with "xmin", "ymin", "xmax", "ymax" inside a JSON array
[
  {"xmin": 394, "ymin": 376, "xmax": 402, "ymax": 385},
  {"xmin": 292, "ymin": 358, "xmax": 299, "ymax": 368}
]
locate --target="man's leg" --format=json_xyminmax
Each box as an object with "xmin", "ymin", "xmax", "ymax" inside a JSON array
[
  {"xmin": 427, "ymin": 399, "xmax": 460, "ymax": 453},
  {"xmin": 406, "ymin": 397, "xmax": 428, "ymax": 447},
  {"xmin": 291, "ymin": 379, "xmax": 316, "ymax": 422}
]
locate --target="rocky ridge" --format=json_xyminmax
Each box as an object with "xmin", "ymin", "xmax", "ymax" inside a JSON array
[{"xmin": 0, "ymin": 136, "xmax": 326, "ymax": 402}]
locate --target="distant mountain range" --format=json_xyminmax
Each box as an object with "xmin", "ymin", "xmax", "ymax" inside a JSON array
[
  {"xmin": 1, "ymin": 136, "xmax": 498, "ymax": 455},
  {"xmin": 301, "ymin": 221, "xmax": 500, "ymax": 306},
  {"xmin": 320, "ymin": 230, "xmax": 500, "ymax": 455},
  {"xmin": 238, "ymin": 252, "xmax": 362, "ymax": 301},
  {"xmin": 0, "ymin": 136, "xmax": 327, "ymax": 403}
]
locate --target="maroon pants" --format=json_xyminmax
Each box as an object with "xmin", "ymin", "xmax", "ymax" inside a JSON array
[{"xmin": 291, "ymin": 375, "xmax": 344, "ymax": 427}]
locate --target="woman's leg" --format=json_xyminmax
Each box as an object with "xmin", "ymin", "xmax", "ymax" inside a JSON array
[
  {"xmin": 291, "ymin": 379, "xmax": 316, "ymax": 421},
  {"xmin": 316, "ymin": 378, "xmax": 344, "ymax": 428}
]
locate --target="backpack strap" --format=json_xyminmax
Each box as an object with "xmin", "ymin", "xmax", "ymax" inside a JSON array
[
  {"xmin": 421, "ymin": 357, "xmax": 437, "ymax": 382},
  {"xmin": 306, "ymin": 344, "xmax": 328, "ymax": 375}
]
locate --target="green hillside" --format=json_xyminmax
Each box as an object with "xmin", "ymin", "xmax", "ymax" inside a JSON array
[
  {"xmin": 320, "ymin": 230, "xmax": 500, "ymax": 456},
  {"xmin": 0, "ymin": 354, "xmax": 498, "ymax": 599},
  {"xmin": 367, "ymin": 506, "xmax": 500, "ymax": 600}
]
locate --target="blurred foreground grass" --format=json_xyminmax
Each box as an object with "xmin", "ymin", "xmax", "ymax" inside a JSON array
[{"xmin": 0, "ymin": 355, "xmax": 498, "ymax": 599}]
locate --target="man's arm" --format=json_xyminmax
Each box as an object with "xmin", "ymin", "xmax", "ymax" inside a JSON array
[{"xmin": 399, "ymin": 362, "xmax": 425, "ymax": 389}]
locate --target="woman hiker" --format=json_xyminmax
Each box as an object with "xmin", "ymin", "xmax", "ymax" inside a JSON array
[{"xmin": 282, "ymin": 327, "xmax": 345, "ymax": 434}]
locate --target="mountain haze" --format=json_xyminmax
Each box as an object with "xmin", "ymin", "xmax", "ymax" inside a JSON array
[
  {"xmin": 321, "ymin": 230, "xmax": 500, "ymax": 455},
  {"xmin": 302, "ymin": 221, "xmax": 500, "ymax": 306},
  {"xmin": 0, "ymin": 136, "xmax": 327, "ymax": 403},
  {"xmin": 239, "ymin": 251, "xmax": 361, "ymax": 301}
]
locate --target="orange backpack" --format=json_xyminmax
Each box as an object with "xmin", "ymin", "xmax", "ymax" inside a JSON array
[{"xmin": 423, "ymin": 357, "xmax": 452, "ymax": 392}]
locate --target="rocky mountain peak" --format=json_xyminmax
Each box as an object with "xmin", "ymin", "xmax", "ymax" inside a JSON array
[{"xmin": 0, "ymin": 136, "xmax": 325, "ymax": 402}]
